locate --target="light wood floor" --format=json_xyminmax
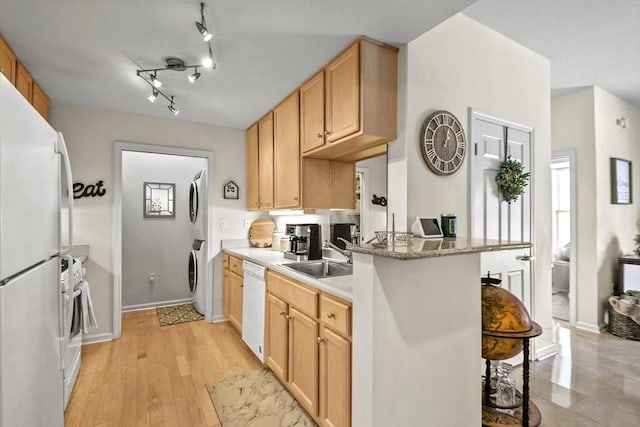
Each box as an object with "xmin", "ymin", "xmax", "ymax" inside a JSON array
[{"xmin": 64, "ymin": 310, "xmax": 260, "ymax": 427}]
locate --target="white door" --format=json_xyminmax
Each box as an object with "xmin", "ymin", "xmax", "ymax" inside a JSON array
[{"xmin": 470, "ymin": 111, "xmax": 534, "ymax": 313}]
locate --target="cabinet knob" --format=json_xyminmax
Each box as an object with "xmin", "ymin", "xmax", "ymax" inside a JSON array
[
  {"xmin": 327, "ymin": 312, "xmax": 336, "ymax": 319},
  {"xmin": 317, "ymin": 337, "xmax": 325, "ymax": 343},
  {"xmin": 240, "ymin": 284, "xmax": 244, "ymax": 287},
  {"xmin": 325, "ymin": 130, "xmax": 331, "ymax": 135},
  {"xmin": 286, "ymin": 315, "xmax": 291, "ymax": 320},
  {"xmin": 316, "ymin": 132, "xmax": 323, "ymax": 138},
  {"xmin": 279, "ymin": 311, "xmax": 286, "ymax": 316},
  {"xmin": 294, "ymin": 196, "xmax": 298, "ymax": 201}
]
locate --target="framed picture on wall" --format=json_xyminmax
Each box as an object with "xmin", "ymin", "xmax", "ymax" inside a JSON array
[
  {"xmin": 144, "ymin": 182, "xmax": 176, "ymax": 218},
  {"xmin": 611, "ymin": 158, "xmax": 632, "ymax": 204}
]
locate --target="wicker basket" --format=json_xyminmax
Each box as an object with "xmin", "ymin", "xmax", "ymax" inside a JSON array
[{"xmin": 608, "ymin": 305, "xmax": 640, "ymax": 341}]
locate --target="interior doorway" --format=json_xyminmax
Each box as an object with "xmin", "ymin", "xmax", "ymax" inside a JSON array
[
  {"xmin": 551, "ymin": 151, "xmax": 576, "ymax": 324},
  {"xmin": 113, "ymin": 142, "xmax": 214, "ymax": 339}
]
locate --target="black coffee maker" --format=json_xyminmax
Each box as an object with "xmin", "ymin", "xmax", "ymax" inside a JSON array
[{"xmin": 284, "ymin": 224, "xmax": 322, "ymax": 260}]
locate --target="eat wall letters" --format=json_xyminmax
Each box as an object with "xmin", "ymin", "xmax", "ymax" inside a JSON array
[{"xmin": 73, "ymin": 180, "xmax": 107, "ymax": 199}]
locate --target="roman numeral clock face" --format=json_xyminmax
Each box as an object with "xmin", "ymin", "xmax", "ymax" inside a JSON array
[{"xmin": 420, "ymin": 110, "xmax": 466, "ymax": 175}]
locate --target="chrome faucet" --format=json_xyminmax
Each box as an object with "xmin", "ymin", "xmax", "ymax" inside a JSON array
[{"xmin": 326, "ymin": 237, "xmax": 353, "ymax": 264}]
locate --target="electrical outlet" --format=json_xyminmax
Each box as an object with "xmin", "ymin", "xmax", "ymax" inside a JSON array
[
  {"xmin": 220, "ymin": 219, "xmax": 228, "ymax": 229},
  {"xmin": 244, "ymin": 219, "xmax": 251, "ymax": 228},
  {"xmin": 148, "ymin": 273, "xmax": 155, "ymax": 285}
]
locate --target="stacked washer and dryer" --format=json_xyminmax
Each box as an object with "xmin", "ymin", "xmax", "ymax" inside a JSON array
[{"xmin": 188, "ymin": 168, "xmax": 207, "ymax": 315}]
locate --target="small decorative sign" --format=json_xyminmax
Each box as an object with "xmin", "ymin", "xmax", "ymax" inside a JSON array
[
  {"xmin": 224, "ymin": 180, "xmax": 239, "ymax": 200},
  {"xmin": 144, "ymin": 182, "xmax": 175, "ymax": 218},
  {"xmin": 73, "ymin": 180, "xmax": 107, "ymax": 199}
]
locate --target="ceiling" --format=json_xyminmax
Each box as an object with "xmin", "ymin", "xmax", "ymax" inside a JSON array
[
  {"xmin": 2, "ymin": 1, "xmax": 638, "ymax": 130},
  {"xmin": 0, "ymin": 0, "xmax": 474, "ymax": 129}
]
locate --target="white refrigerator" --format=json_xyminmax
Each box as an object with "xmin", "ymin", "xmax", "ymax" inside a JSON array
[{"xmin": 0, "ymin": 74, "xmax": 68, "ymax": 426}]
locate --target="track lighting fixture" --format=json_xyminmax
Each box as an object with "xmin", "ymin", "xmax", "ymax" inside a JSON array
[
  {"xmin": 135, "ymin": 2, "xmax": 216, "ymax": 115},
  {"xmin": 188, "ymin": 68, "xmax": 201, "ymax": 83},
  {"xmin": 147, "ymin": 89, "xmax": 158, "ymax": 103},
  {"xmin": 195, "ymin": 3, "xmax": 213, "ymax": 42}
]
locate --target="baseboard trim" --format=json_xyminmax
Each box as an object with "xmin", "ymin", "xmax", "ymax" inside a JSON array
[
  {"xmin": 82, "ymin": 332, "xmax": 114, "ymax": 345},
  {"xmin": 122, "ymin": 298, "xmax": 192, "ymax": 312},
  {"xmin": 535, "ymin": 343, "xmax": 557, "ymax": 361},
  {"xmin": 575, "ymin": 321, "xmax": 606, "ymax": 334},
  {"xmin": 211, "ymin": 314, "xmax": 226, "ymax": 323}
]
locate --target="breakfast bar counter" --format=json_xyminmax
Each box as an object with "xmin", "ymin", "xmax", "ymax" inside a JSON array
[{"xmin": 349, "ymin": 237, "xmax": 531, "ymax": 427}]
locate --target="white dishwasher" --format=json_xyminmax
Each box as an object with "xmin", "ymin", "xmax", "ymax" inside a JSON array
[{"xmin": 242, "ymin": 260, "xmax": 266, "ymax": 362}]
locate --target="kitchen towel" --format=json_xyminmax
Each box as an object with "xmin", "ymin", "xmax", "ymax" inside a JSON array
[{"xmin": 77, "ymin": 280, "xmax": 97, "ymax": 333}]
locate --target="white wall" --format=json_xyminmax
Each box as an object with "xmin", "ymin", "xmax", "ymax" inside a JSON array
[
  {"xmin": 551, "ymin": 86, "xmax": 640, "ymax": 329},
  {"xmin": 50, "ymin": 103, "xmax": 259, "ymax": 339},
  {"xmin": 357, "ymin": 155, "xmax": 387, "ymax": 242},
  {"xmin": 392, "ymin": 14, "xmax": 554, "ymax": 352},
  {"xmin": 121, "ymin": 151, "xmax": 207, "ymax": 308}
]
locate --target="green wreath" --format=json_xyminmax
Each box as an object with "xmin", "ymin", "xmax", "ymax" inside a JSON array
[{"xmin": 495, "ymin": 157, "xmax": 530, "ymax": 203}]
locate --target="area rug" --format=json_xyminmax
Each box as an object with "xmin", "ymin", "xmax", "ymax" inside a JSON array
[
  {"xmin": 155, "ymin": 303, "xmax": 203, "ymax": 326},
  {"xmin": 208, "ymin": 368, "xmax": 317, "ymax": 427}
]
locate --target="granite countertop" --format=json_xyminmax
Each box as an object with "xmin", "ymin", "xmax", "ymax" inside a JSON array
[
  {"xmin": 222, "ymin": 247, "xmax": 353, "ymax": 302},
  {"xmin": 347, "ymin": 237, "xmax": 531, "ymax": 260}
]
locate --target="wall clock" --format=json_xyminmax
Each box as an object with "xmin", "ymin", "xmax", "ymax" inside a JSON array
[{"xmin": 420, "ymin": 110, "xmax": 466, "ymax": 175}]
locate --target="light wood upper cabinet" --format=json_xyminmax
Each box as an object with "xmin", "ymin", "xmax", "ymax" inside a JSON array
[
  {"xmin": 325, "ymin": 43, "xmax": 360, "ymax": 143},
  {"xmin": 303, "ymin": 37, "xmax": 398, "ymax": 162},
  {"xmin": 31, "ymin": 81, "xmax": 49, "ymax": 120},
  {"xmin": 319, "ymin": 326, "xmax": 351, "ymax": 427},
  {"xmin": 15, "ymin": 62, "xmax": 32, "ymax": 102},
  {"xmin": 246, "ymin": 123, "xmax": 260, "ymax": 211},
  {"xmin": 0, "ymin": 36, "xmax": 16, "ymax": 84},
  {"xmin": 258, "ymin": 112, "xmax": 274, "ymax": 210},
  {"xmin": 289, "ymin": 307, "xmax": 319, "ymax": 417},
  {"xmin": 274, "ymin": 91, "xmax": 301, "ymax": 209},
  {"xmin": 302, "ymin": 159, "xmax": 354, "ymax": 210},
  {"xmin": 300, "ymin": 71, "xmax": 325, "ymax": 153}
]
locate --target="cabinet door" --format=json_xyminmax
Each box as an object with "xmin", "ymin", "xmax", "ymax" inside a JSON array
[
  {"xmin": 274, "ymin": 91, "xmax": 300, "ymax": 208},
  {"xmin": 319, "ymin": 327, "xmax": 351, "ymax": 427},
  {"xmin": 300, "ymin": 71, "xmax": 325, "ymax": 153},
  {"xmin": 15, "ymin": 62, "xmax": 32, "ymax": 102},
  {"xmin": 0, "ymin": 36, "xmax": 16, "ymax": 84},
  {"xmin": 330, "ymin": 161, "xmax": 355, "ymax": 210},
  {"xmin": 258, "ymin": 112, "xmax": 274, "ymax": 209},
  {"xmin": 223, "ymin": 268, "xmax": 230, "ymax": 319},
  {"xmin": 228, "ymin": 271, "xmax": 243, "ymax": 332},
  {"xmin": 289, "ymin": 307, "xmax": 319, "ymax": 417},
  {"xmin": 246, "ymin": 123, "xmax": 260, "ymax": 211},
  {"xmin": 265, "ymin": 293, "xmax": 289, "ymax": 382},
  {"xmin": 325, "ymin": 43, "xmax": 360, "ymax": 143},
  {"xmin": 31, "ymin": 82, "xmax": 49, "ymax": 121}
]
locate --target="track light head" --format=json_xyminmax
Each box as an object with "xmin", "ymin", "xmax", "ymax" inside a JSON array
[
  {"xmin": 168, "ymin": 102, "xmax": 179, "ymax": 116},
  {"xmin": 195, "ymin": 21, "xmax": 212, "ymax": 42},
  {"xmin": 201, "ymin": 56, "xmax": 213, "ymax": 68},
  {"xmin": 151, "ymin": 73, "xmax": 162, "ymax": 88},
  {"xmin": 148, "ymin": 89, "xmax": 158, "ymax": 103},
  {"xmin": 188, "ymin": 70, "xmax": 201, "ymax": 83}
]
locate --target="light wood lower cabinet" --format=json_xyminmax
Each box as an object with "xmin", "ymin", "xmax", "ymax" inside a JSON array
[
  {"xmin": 226, "ymin": 255, "xmax": 243, "ymax": 332},
  {"xmin": 265, "ymin": 270, "xmax": 352, "ymax": 426},
  {"xmin": 266, "ymin": 294, "xmax": 289, "ymax": 381},
  {"xmin": 319, "ymin": 326, "xmax": 351, "ymax": 427},
  {"xmin": 288, "ymin": 307, "xmax": 319, "ymax": 416}
]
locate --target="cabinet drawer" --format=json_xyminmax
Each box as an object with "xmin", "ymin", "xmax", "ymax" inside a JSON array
[
  {"xmin": 229, "ymin": 255, "xmax": 243, "ymax": 276},
  {"xmin": 319, "ymin": 294, "xmax": 351, "ymax": 338},
  {"xmin": 267, "ymin": 271, "xmax": 317, "ymax": 318},
  {"xmin": 223, "ymin": 253, "xmax": 229, "ymax": 270}
]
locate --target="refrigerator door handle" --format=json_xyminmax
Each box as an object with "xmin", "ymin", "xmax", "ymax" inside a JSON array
[{"xmin": 56, "ymin": 132, "xmax": 74, "ymax": 250}]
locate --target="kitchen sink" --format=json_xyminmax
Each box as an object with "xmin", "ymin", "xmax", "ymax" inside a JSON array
[{"xmin": 280, "ymin": 260, "xmax": 353, "ymax": 278}]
